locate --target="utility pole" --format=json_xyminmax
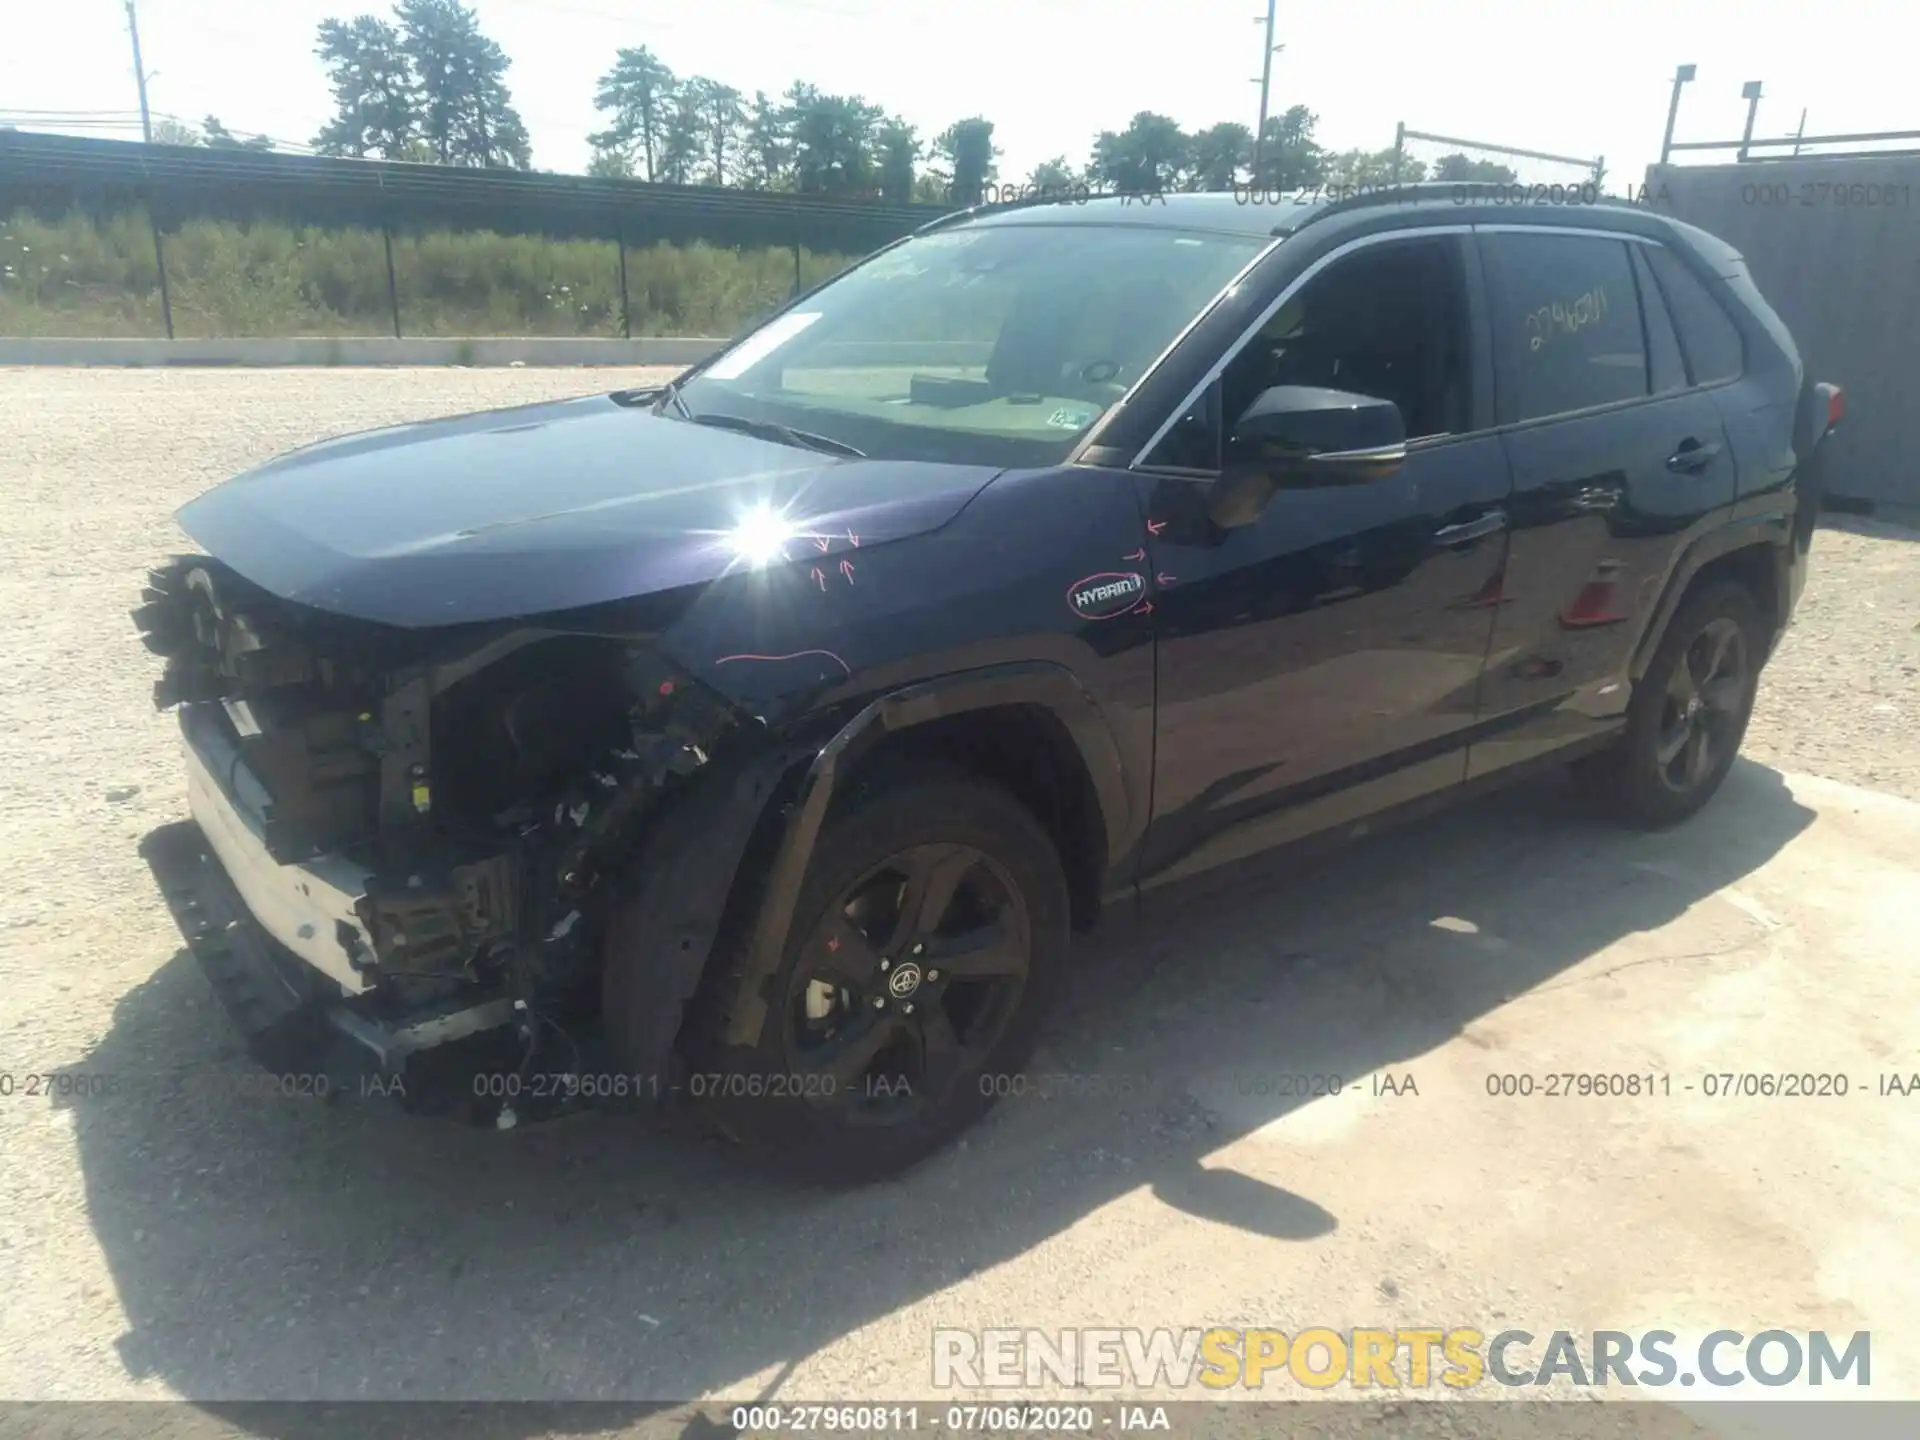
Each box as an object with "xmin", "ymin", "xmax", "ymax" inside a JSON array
[
  {"xmin": 124, "ymin": 0, "xmax": 154, "ymax": 142},
  {"xmin": 1737, "ymin": 80, "xmax": 1764, "ymax": 162},
  {"xmin": 1249, "ymin": 0, "xmax": 1278, "ymax": 184},
  {"xmin": 124, "ymin": 0, "xmax": 173, "ymax": 338},
  {"xmin": 1658, "ymin": 63, "xmax": 1696, "ymax": 166}
]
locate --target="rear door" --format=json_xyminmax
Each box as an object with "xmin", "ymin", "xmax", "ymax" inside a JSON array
[{"xmin": 1466, "ymin": 226, "xmax": 1737, "ymax": 779}]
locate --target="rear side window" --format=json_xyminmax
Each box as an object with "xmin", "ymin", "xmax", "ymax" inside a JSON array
[
  {"xmin": 1629, "ymin": 245, "xmax": 1688, "ymax": 395},
  {"xmin": 1481, "ymin": 232, "xmax": 1648, "ymax": 423},
  {"xmin": 1643, "ymin": 244, "xmax": 1745, "ymax": 384}
]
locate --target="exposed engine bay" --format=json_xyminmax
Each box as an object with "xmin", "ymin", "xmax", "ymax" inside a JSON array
[{"xmin": 134, "ymin": 554, "xmax": 766, "ymax": 1120}]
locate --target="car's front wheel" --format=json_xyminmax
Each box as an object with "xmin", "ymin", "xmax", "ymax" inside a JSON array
[
  {"xmin": 686, "ymin": 768, "xmax": 1071, "ymax": 1184},
  {"xmin": 1576, "ymin": 580, "xmax": 1764, "ymax": 827}
]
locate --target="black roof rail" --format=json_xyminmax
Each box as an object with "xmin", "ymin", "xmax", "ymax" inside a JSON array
[{"xmin": 1289, "ymin": 179, "xmax": 1645, "ymax": 235}]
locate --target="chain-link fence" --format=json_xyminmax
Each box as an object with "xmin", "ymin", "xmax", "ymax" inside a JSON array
[{"xmin": 1390, "ymin": 125, "xmax": 1606, "ymax": 191}]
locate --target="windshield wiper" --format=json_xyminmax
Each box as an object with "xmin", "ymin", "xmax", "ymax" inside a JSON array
[
  {"xmin": 657, "ymin": 377, "xmax": 693, "ymax": 419},
  {"xmin": 686, "ymin": 411, "xmax": 865, "ymax": 459}
]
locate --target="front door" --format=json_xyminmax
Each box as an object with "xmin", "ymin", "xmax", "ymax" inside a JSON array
[{"xmin": 1137, "ymin": 231, "xmax": 1513, "ymax": 887}]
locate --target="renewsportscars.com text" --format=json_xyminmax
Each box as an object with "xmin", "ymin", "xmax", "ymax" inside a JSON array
[{"xmin": 932, "ymin": 1327, "xmax": 1871, "ymax": 1393}]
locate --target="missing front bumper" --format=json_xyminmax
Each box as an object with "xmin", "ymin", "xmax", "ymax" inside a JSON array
[
  {"xmin": 140, "ymin": 819, "xmax": 531, "ymax": 1114},
  {"xmin": 179, "ymin": 701, "xmax": 377, "ymax": 995}
]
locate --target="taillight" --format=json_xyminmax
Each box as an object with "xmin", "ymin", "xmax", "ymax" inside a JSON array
[{"xmin": 1826, "ymin": 385, "xmax": 1845, "ymax": 431}]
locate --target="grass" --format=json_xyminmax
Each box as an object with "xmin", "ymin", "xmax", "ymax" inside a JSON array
[{"xmin": 0, "ymin": 210, "xmax": 857, "ymax": 339}]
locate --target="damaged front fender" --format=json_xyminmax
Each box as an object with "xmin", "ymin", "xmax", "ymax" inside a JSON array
[
  {"xmin": 711, "ymin": 660, "xmax": 1133, "ymax": 1054},
  {"xmin": 597, "ymin": 736, "xmax": 816, "ymax": 1090}
]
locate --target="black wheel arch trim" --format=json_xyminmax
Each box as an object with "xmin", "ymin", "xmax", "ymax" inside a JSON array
[
  {"xmin": 1629, "ymin": 502, "xmax": 1795, "ymax": 683},
  {"xmin": 599, "ymin": 738, "xmax": 815, "ymax": 1091},
  {"xmin": 718, "ymin": 660, "xmax": 1133, "ymax": 1050}
]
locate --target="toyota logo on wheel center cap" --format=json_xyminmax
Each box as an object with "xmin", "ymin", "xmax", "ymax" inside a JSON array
[{"xmin": 888, "ymin": 962, "xmax": 923, "ymax": 998}]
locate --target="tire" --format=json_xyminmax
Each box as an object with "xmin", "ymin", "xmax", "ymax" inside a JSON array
[
  {"xmin": 1574, "ymin": 580, "xmax": 1764, "ymax": 828},
  {"xmin": 683, "ymin": 766, "xmax": 1071, "ymax": 1185}
]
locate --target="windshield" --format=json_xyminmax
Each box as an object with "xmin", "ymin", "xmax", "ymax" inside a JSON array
[{"xmin": 670, "ymin": 223, "xmax": 1266, "ymax": 467}]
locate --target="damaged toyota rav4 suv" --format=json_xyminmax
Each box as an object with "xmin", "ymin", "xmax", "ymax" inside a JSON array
[{"xmin": 137, "ymin": 188, "xmax": 1839, "ymax": 1181}]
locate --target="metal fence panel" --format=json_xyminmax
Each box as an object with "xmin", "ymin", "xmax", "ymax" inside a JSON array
[
  {"xmin": 1647, "ymin": 157, "xmax": 1920, "ymax": 506},
  {"xmin": 0, "ymin": 131, "xmax": 954, "ymax": 343},
  {"xmin": 0, "ymin": 132, "xmax": 949, "ymax": 252}
]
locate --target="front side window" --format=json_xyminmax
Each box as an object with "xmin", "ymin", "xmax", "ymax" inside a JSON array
[
  {"xmin": 1143, "ymin": 234, "xmax": 1473, "ymax": 471},
  {"xmin": 1481, "ymin": 232, "xmax": 1648, "ymax": 424},
  {"xmin": 671, "ymin": 223, "xmax": 1264, "ymax": 466}
]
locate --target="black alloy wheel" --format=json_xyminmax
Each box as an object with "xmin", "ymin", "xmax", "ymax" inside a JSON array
[
  {"xmin": 1652, "ymin": 615, "xmax": 1749, "ymax": 797},
  {"xmin": 785, "ymin": 843, "xmax": 1032, "ymax": 1123},
  {"xmin": 681, "ymin": 768, "xmax": 1070, "ymax": 1183},
  {"xmin": 1575, "ymin": 580, "xmax": 1764, "ymax": 828}
]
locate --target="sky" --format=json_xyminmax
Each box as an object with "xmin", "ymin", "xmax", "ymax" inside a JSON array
[{"xmin": 5, "ymin": 0, "xmax": 1918, "ymax": 188}]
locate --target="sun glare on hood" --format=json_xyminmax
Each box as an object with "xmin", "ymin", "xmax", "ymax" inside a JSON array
[{"xmin": 729, "ymin": 503, "xmax": 797, "ymax": 567}]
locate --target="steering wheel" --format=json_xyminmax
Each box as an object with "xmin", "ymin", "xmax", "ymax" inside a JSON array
[{"xmin": 1075, "ymin": 358, "xmax": 1130, "ymax": 403}]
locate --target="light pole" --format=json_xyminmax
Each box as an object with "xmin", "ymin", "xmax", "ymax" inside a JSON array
[{"xmin": 1249, "ymin": 0, "xmax": 1281, "ymax": 182}]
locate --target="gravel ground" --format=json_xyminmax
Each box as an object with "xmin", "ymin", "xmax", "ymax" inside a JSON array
[
  {"xmin": 1, "ymin": 369, "xmax": 1917, "ymax": 1435},
  {"xmin": 1743, "ymin": 514, "xmax": 1920, "ymax": 802}
]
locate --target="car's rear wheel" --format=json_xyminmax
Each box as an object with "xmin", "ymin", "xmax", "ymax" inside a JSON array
[
  {"xmin": 1576, "ymin": 580, "xmax": 1763, "ymax": 827},
  {"xmin": 685, "ymin": 768, "xmax": 1070, "ymax": 1184}
]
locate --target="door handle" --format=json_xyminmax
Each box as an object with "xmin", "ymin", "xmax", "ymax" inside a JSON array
[
  {"xmin": 1666, "ymin": 440, "xmax": 1724, "ymax": 474},
  {"xmin": 1433, "ymin": 508, "xmax": 1508, "ymax": 548}
]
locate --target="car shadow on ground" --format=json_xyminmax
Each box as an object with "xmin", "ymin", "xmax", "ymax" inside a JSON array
[{"xmin": 56, "ymin": 760, "xmax": 1814, "ymax": 1427}]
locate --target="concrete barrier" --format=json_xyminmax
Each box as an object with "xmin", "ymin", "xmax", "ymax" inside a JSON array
[{"xmin": 0, "ymin": 336, "xmax": 729, "ymax": 368}]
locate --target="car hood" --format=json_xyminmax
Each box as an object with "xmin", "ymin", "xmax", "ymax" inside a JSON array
[{"xmin": 175, "ymin": 393, "xmax": 1002, "ymax": 627}]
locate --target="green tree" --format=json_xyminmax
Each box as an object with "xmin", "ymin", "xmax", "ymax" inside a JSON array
[
  {"xmin": 1322, "ymin": 147, "xmax": 1427, "ymax": 187},
  {"xmin": 933, "ymin": 117, "xmax": 997, "ymax": 206},
  {"xmin": 739, "ymin": 89, "xmax": 790, "ymax": 190},
  {"xmin": 202, "ymin": 115, "xmax": 275, "ymax": 151},
  {"xmin": 1250, "ymin": 105, "xmax": 1324, "ymax": 190},
  {"xmin": 395, "ymin": 0, "xmax": 530, "ymax": 167},
  {"xmin": 148, "ymin": 118, "xmax": 202, "ymax": 147},
  {"xmin": 655, "ymin": 83, "xmax": 705, "ymax": 185},
  {"xmin": 874, "ymin": 119, "xmax": 920, "ymax": 203},
  {"xmin": 684, "ymin": 78, "xmax": 745, "ymax": 185},
  {"xmin": 313, "ymin": 15, "xmax": 417, "ymax": 158},
  {"xmin": 592, "ymin": 45, "xmax": 676, "ymax": 181},
  {"xmin": 1185, "ymin": 121, "xmax": 1251, "ymax": 191},
  {"xmin": 1088, "ymin": 111, "xmax": 1186, "ymax": 194},
  {"xmin": 585, "ymin": 145, "xmax": 633, "ymax": 178},
  {"xmin": 1027, "ymin": 156, "xmax": 1079, "ymax": 191},
  {"xmin": 1431, "ymin": 152, "xmax": 1519, "ymax": 183},
  {"xmin": 784, "ymin": 85, "xmax": 882, "ymax": 196}
]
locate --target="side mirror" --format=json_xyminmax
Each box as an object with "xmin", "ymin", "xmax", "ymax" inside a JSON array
[{"xmin": 1209, "ymin": 385, "xmax": 1407, "ymax": 529}]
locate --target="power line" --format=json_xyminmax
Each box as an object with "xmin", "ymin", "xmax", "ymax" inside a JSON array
[
  {"xmin": 481, "ymin": 0, "xmax": 874, "ymax": 31},
  {"xmin": 0, "ymin": 109, "xmax": 152, "ymax": 119},
  {"xmin": 0, "ymin": 110, "xmax": 318, "ymax": 152}
]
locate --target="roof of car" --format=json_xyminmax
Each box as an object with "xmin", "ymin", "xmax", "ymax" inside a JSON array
[
  {"xmin": 947, "ymin": 190, "xmax": 1331, "ymax": 239},
  {"xmin": 936, "ymin": 183, "xmax": 1664, "ymax": 243}
]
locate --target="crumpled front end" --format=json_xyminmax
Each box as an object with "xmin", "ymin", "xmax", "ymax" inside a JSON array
[{"xmin": 133, "ymin": 554, "xmax": 764, "ymax": 1122}]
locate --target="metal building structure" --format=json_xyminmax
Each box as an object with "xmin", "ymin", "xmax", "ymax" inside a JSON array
[{"xmin": 1646, "ymin": 154, "xmax": 1920, "ymax": 509}]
